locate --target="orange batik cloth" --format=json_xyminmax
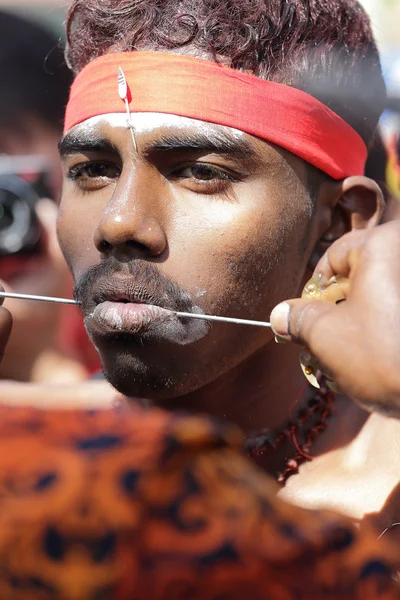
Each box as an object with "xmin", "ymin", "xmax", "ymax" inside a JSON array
[{"xmin": 0, "ymin": 404, "xmax": 396, "ymax": 599}]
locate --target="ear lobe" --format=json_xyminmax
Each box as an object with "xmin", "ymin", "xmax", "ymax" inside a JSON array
[{"xmin": 339, "ymin": 175, "xmax": 385, "ymax": 230}]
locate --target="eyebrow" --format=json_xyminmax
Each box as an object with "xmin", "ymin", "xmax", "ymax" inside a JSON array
[
  {"xmin": 58, "ymin": 127, "xmax": 258, "ymax": 161},
  {"xmin": 58, "ymin": 133, "xmax": 119, "ymax": 158},
  {"xmin": 148, "ymin": 130, "xmax": 257, "ymax": 160}
]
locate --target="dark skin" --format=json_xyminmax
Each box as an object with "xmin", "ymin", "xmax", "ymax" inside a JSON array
[
  {"xmin": 56, "ymin": 113, "xmax": 382, "ymax": 438},
  {"xmin": 0, "ymin": 109, "xmax": 396, "ymax": 522}
]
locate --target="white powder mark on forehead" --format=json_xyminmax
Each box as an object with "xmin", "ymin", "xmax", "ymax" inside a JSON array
[{"xmin": 66, "ymin": 112, "xmax": 247, "ymax": 141}]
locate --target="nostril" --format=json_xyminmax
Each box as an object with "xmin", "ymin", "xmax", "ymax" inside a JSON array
[
  {"xmin": 100, "ymin": 240, "xmax": 112, "ymax": 251},
  {"xmin": 126, "ymin": 239, "xmax": 148, "ymax": 252}
]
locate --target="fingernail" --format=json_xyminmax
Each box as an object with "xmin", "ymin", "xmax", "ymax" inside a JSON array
[{"xmin": 270, "ymin": 302, "xmax": 291, "ymax": 338}]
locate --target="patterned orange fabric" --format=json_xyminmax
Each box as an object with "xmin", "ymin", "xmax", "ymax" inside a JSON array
[{"xmin": 0, "ymin": 404, "xmax": 397, "ymax": 600}]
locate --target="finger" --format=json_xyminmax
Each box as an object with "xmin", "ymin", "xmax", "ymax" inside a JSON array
[
  {"xmin": 0, "ymin": 284, "xmax": 13, "ymax": 361},
  {"xmin": 313, "ymin": 229, "xmax": 366, "ymax": 285},
  {"xmin": 0, "ymin": 283, "xmax": 8, "ymax": 309},
  {"xmin": 270, "ymin": 298, "xmax": 363, "ymax": 393},
  {"xmin": 270, "ymin": 298, "xmax": 336, "ymax": 347},
  {"xmin": 0, "ymin": 380, "xmax": 120, "ymax": 409},
  {"xmin": 0, "ymin": 306, "xmax": 12, "ymax": 363}
]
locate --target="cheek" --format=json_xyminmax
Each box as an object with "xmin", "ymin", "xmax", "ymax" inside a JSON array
[
  {"xmin": 57, "ymin": 197, "xmax": 100, "ymax": 281},
  {"xmin": 167, "ymin": 187, "xmax": 310, "ymax": 315}
]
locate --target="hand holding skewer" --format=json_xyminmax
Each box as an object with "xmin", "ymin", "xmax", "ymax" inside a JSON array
[{"xmin": 270, "ymin": 222, "xmax": 400, "ymax": 417}]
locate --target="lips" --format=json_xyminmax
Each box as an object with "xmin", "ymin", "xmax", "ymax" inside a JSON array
[
  {"xmin": 83, "ymin": 280, "xmax": 171, "ymax": 334},
  {"xmin": 75, "ymin": 265, "xmax": 209, "ymax": 345},
  {"xmin": 91, "ymin": 300, "xmax": 174, "ymax": 334}
]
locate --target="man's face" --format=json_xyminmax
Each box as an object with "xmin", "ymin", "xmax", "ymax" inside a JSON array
[{"xmin": 58, "ymin": 113, "xmax": 319, "ymax": 399}]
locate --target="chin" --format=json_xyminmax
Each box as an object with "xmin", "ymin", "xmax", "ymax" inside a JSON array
[
  {"xmin": 98, "ymin": 347, "xmax": 198, "ymax": 401},
  {"xmin": 92, "ymin": 329, "xmax": 246, "ymax": 403}
]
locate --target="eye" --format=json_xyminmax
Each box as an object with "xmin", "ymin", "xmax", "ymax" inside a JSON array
[
  {"xmin": 173, "ymin": 163, "xmax": 235, "ymax": 183},
  {"xmin": 67, "ymin": 162, "xmax": 121, "ymax": 190},
  {"xmin": 170, "ymin": 162, "xmax": 241, "ymax": 196}
]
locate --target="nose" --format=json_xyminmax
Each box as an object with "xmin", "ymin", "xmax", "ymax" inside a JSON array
[{"xmin": 94, "ymin": 167, "xmax": 168, "ymax": 260}]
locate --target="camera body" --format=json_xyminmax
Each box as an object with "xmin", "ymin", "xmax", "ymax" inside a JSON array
[{"xmin": 0, "ymin": 155, "xmax": 52, "ymax": 258}]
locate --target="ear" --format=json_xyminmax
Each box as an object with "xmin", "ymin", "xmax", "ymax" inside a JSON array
[
  {"xmin": 339, "ymin": 175, "xmax": 385, "ymax": 230},
  {"xmin": 309, "ymin": 176, "xmax": 385, "ymax": 269}
]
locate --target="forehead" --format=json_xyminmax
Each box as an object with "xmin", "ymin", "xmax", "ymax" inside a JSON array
[{"xmin": 64, "ymin": 112, "xmax": 247, "ymax": 145}]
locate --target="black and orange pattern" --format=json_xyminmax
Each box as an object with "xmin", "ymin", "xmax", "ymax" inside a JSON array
[{"xmin": 0, "ymin": 404, "xmax": 397, "ymax": 600}]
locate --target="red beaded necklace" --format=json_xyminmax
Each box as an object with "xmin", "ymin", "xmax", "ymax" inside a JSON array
[{"xmin": 245, "ymin": 383, "xmax": 336, "ymax": 485}]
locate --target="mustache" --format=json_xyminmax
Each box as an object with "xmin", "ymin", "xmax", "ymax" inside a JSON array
[{"xmin": 74, "ymin": 258, "xmax": 196, "ymax": 314}]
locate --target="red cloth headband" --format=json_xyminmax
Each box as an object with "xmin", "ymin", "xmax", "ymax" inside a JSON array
[{"xmin": 64, "ymin": 51, "xmax": 367, "ymax": 180}]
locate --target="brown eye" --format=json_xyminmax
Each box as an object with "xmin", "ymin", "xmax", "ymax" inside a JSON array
[
  {"xmin": 67, "ymin": 162, "xmax": 121, "ymax": 190},
  {"xmin": 83, "ymin": 163, "xmax": 119, "ymax": 178},
  {"xmin": 68, "ymin": 162, "xmax": 120, "ymax": 180},
  {"xmin": 174, "ymin": 164, "xmax": 234, "ymax": 182}
]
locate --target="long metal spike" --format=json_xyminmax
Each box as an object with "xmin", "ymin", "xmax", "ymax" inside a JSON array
[
  {"xmin": 118, "ymin": 66, "xmax": 137, "ymax": 152},
  {"xmin": 0, "ymin": 292, "xmax": 79, "ymax": 305},
  {"xmin": 0, "ymin": 292, "xmax": 272, "ymax": 328},
  {"xmin": 174, "ymin": 311, "xmax": 271, "ymax": 328}
]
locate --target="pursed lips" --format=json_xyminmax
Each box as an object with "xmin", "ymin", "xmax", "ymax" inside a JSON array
[{"xmin": 88, "ymin": 280, "xmax": 174, "ymax": 313}]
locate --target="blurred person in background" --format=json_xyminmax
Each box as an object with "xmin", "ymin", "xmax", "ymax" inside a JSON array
[
  {"xmin": 0, "ymin": 10, "xmax": 99, "ymax": 385},
  {"xmin": 364, "ymin": 129, "xmax": 400, "ymax": 221},
  {"xmin": 384, "ymin": 104, "xmax": 400, "ymax": 221}
]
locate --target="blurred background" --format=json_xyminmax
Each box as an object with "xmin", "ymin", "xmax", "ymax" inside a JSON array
[
  {"xmin": 0, "ymin": 0, "xmax": 66, "ymax": 37},
  {"xmin": 361, "ymin": 0, "xmax": 400, "ymax": 204},
  {"xmin": 0, "ymin": 0, "xmax": 99, "ymax": 385}
]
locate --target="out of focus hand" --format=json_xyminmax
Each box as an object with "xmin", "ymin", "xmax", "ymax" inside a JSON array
[
  {"xmin": 270, "ymin": 221, "xmax": 400, "ymax": 417},
  {"xmin": 0, "ymin": 379, "xmax": 124, "ymax": 409},
  {"xmin": 0, "ymin": 284, "xmax": 12, "ymax": 365}
]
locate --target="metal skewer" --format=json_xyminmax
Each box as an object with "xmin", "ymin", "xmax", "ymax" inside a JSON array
[
  {"xmin": 118, "ymin": 67, "xmax": 138, "ymax": 152},
  {"xmin": 0, "ymin": 292, "xmax": 79, "ymax": 306},
  {"xmin": 0, "ymin": 292, "xmax": 272, "ymax": 328},
  {"xmin": 174, "ymin": 311, "xmax": 271, "ymax": 328}
]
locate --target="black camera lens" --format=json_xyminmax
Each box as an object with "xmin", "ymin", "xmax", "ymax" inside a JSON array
[{"xmin": 0, "ymin": 175, "xmax": 41, "ymax": 257}]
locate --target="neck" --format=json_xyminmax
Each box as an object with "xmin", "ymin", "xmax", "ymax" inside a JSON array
[
  {"xmin": 164, "ymin": 339, "xmax": 307, "ymax": 434},
  {"xmin": 153, "ymin": 339, "xmax": 373, "ymax": 482},
  {"xmin": 280, "ymin": 409, "xmax": 400, "ymax": 525}
]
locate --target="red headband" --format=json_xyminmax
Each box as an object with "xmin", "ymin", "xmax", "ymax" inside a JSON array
[{"xmin": 64, "ymin": 51, "xmax": 367, "ymax": 180}]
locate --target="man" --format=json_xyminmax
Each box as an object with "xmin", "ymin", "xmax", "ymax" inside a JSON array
[{"xmin": 4, "ymin": 0, "xmax": 399, "ymax": 525}]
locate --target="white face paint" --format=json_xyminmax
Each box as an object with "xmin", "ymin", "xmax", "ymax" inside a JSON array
[{"xmin": 66, "ymin": 112, "xmax": 247, "ymax": 143}]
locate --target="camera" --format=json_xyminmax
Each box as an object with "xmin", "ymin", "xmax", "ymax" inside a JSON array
[{"xmin": 0, "ymin": 155, "xmax": 52, "ymax": 258}]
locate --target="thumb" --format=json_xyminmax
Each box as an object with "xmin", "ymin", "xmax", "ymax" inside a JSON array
[{"xmin": 270, "ymin": 298, "xmax": 337, "ymax": 350}]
